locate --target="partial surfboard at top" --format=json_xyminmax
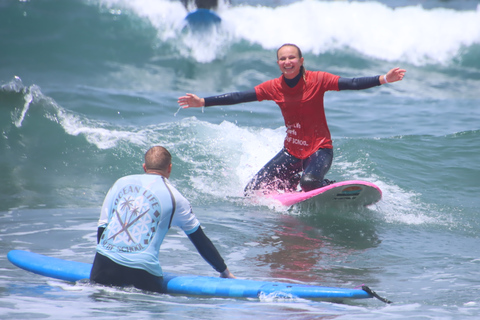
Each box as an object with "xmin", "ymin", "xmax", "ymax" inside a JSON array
[
  {"xmin": 7, "ymin": 250, "xmax": 376, "ymax": 301},
  {"xmin": 269, "ymin": 180, "xmax": 382, "ymax": 208},
  {"xmin": 184, "ymin": 8, "xmax": 221, "ymax": 29}
]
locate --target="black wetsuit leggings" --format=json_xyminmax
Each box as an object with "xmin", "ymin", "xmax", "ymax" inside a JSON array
[
  {"xmin": 244, "ymin": 148, "xmax": 333, "ymax": 194},
  {"xmin": 90, "ymin": 253, "xmax": 165, "ymax": 293}
]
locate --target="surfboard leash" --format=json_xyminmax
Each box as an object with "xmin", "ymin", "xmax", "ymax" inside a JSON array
[{"xmin": 361, "ymin": 285, "xmax": 393, "ymax": 304}]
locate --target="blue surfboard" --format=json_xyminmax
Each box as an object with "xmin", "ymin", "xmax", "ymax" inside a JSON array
[
  {"xmin": 184, "ymin": 8, "xmax": 221, "ymax": 30},
  {"xmin": 7, "ymin": 250, "xmax": 382, "ymax": 301}
]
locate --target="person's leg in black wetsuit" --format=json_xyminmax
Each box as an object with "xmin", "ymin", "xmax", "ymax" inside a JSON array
[
  {"xmin": 90, "ymin": 253, "xmax": 165, "ymax": 293},
  {"xmin": 244, "ymin": 148, "xmax": 302, "ymax": 195},
  {"xmin": 244, "ymin": 148, "xmax": 333, "ymax": 195},
  {"xmin": 300, "ymin": 148, "xmax": 333, "ymax": 192}
]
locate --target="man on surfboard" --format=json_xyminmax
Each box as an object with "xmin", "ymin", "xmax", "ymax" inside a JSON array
[
  {"xmin": 181, "ymin": 0, "xmax": 220, "ymax": 11},
  {"xmin": 90, "ymin": 146, "xmax": 235, "ymax": 293},
  {"xmin": 178, "ymin": 43, "xmax": 405, "ymax": 195}
]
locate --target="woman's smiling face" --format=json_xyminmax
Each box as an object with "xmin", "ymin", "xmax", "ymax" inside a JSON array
[{"xmin": 277, "ymin": 45, "xmax": 304, "ymax": 79}]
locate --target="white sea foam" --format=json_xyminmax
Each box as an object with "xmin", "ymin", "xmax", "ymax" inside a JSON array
[
  {"xmin": 96, "ymin": 0, "xmax": 480, "ymax": 65},
  {"xmin": 223, "ymin": 1, "xmax": 480, "ymax": 65},
  {"xmin": 334, "ymin": 157, "xmax": 454, "ymax": 226}
]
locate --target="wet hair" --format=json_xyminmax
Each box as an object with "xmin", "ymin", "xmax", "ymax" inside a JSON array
[
  {"xmin": 277, "ymin": 43, "xmax": 303, "ymax": 60},
  {"xmin": 144, "ymin": 146, "xmax": 172, "ymax": 172},
  {"xmin": 276, "ymin": 43, "xmax": 306, "ymax": 81}
]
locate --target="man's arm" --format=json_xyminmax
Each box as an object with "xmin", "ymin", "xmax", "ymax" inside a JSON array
[
  {"xmin": 97, "ymin": 227, "xmax": 105, "ymax": 244},
  {"xmin": 187, "ymin": 226, "xmax": 235, "ymax": 278}
]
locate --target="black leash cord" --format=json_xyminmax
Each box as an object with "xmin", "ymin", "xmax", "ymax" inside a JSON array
[{"xmin": 362, "ymin": 285, "xmax": 393, "ymax": 304}]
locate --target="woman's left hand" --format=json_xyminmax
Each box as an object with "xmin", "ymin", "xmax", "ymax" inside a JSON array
[{"xmin": 384, "ymin": 67, "xmax": 406, "ymax": 84}]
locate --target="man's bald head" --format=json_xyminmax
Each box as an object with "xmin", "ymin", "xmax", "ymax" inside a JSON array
[{"xmin": 143, "ymin": 146, "xmax": 172, "ymax": 177}]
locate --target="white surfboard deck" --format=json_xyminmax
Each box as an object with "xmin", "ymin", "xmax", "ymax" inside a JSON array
[{"xmin": 268, "ymin": 180, "xmax": 382, "ymax": 208}]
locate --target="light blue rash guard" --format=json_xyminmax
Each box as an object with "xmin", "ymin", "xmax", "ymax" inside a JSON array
[{"xmin": 96, "ymin": 174, "xmax": 200, "ymax": 277}]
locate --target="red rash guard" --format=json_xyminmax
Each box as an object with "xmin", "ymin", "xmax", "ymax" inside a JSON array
[{"xmin": 255, "ymin": 70, "xmax": 340, "ymax": 159}]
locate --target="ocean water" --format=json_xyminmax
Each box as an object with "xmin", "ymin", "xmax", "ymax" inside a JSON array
[{"xmin": 1, "ymin": 0, "xmax": 480, "ymax": 318}]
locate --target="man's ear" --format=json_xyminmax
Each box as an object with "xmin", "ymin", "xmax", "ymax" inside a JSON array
[{"xmin": 142, "ymin": 163, "xmax": 147, "ymax": 172}]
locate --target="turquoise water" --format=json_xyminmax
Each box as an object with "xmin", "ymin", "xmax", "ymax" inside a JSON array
[{"xmin": 1, "ymin": 0, "xmax": 480, "ymax": 318}]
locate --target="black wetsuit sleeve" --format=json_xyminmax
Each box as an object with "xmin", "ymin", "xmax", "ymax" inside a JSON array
[
  {"xmin": 204, "ymin": 89, "xmax": 257, "ymax": 107},
  {"xmin": 338, "ymin": 76, "xmax": 381, "ymax": 90},
  {"xmin": 187, "ymin": 226, "xmax": 227, "ymax": 273},
  {"xmin": 97, "ymin": 227, "xmax": 105, "ymax": 244}
]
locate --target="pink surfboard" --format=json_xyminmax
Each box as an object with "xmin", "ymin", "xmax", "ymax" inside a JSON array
[{"xmin": 269, "ymin": 180, "xmax": 382, "ymax": 207}]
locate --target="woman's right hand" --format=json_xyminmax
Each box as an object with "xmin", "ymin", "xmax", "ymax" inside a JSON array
[{"xmin": 178, "ymin": 93, "xmax": 205, "ymax": 108}]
